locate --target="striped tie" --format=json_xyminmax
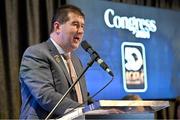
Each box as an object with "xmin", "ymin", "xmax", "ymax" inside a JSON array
[{"xmin": 63, "ymin": 53, "xmax": 83, "ymax": 103}]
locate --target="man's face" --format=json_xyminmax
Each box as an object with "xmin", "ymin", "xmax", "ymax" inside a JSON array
[{"xmin": 59, "ymin": 12, "xmax": 85, "ymax": 52}]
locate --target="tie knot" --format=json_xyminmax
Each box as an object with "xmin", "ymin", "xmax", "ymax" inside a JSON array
[{"xmin": 63, "ymin": 53, "xmax": 71, "ymax": 60}]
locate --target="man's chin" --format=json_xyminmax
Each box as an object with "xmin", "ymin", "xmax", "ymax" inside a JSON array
[
  {"xmin": 73, "ymin": 43, "xmax": 80, "ymax": 48},
  {"xmin": 71, "ymin": 45, "xmax": 79, "ymax": 51}
]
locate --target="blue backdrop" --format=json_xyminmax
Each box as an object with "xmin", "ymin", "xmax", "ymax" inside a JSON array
[{"xmin": 67, "ymin": 0, "xmax": 180, "ymax": 100}]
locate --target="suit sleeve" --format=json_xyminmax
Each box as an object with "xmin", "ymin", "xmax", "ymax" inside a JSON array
[{"xmin": 19, "ymin": 46, "xmax": 79, "ymax": 116}]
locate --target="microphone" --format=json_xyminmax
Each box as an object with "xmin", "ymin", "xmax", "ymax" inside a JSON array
[{"xmin": 81, "ymin": 40, "xmax": 114, "ymax": 77}]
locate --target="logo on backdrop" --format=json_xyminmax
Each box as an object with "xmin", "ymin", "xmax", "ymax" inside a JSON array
[
  {"xmin": 104, "ymin": 8, "xmax": 157, "ymax": 39},
  {"xmin": 121, "ymin": 42, "xmax": 147, "ymax": 92}
]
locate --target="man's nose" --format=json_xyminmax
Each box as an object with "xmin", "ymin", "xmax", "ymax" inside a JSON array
[{"xmin": 77, "ymin": 26, "xmax": 84, "ymax": 34}]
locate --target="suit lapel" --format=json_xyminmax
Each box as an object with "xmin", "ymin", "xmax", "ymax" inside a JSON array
[
  {"xmin": 71, "ymin": 53, "xmax": 81, "ymax": 78},
  {"xmin": 46, "ymin": 39, "xmax": 73, "ymax": 85}
]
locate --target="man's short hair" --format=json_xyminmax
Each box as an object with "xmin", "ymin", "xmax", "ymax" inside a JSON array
[{"xmin": 50, "ymin": 4, "xmax": 85, "ymax": 32}]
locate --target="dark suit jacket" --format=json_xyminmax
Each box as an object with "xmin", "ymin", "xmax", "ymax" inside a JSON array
[{"xmin": 19, "ymin": 39, "xmax": 88, "ymax": 119}]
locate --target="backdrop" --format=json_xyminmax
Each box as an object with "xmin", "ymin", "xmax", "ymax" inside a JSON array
[{"xmin": 0, "ymin": 0, "xmax": 180, "ymax": 119}]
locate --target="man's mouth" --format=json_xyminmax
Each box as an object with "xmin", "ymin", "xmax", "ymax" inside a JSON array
[{"xmin": 73, "ymin": 36, "xmax": 81, "ymax": 43}]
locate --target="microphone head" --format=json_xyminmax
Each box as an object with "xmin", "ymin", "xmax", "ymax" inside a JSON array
[{"xmin": 81, "ymin": 40, "xmax": 91, "ymax": 51}]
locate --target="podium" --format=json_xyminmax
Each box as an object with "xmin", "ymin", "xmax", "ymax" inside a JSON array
[{"xmin": 59, "ymin": 100, "xmax": 169, "ymax": 119}]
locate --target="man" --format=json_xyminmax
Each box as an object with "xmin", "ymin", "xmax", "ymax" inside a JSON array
[
  {"xmin": 121, "ymin": 94, "xmax": 145, "ymax": 112},
  {"xmin": 19, "ymin": 5, "xmax": 89, "ymax": 119}
]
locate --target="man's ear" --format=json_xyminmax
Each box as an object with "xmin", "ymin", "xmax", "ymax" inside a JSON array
[{"xmin": 53, "ymin": 21, "xmax": 61, "ymax": 32}]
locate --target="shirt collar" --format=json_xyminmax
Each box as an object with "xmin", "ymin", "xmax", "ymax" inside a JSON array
[{"xmin": 50, "ymin": 38, "xmax": 70, "ymax": 55}]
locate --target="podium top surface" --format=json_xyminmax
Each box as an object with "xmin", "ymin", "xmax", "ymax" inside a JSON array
[
  {"xmin": 97, "ymin": 100, "xmax": 169, "ymax": 107},
  {"xmin": 83, "ymin": 100, "xmax": 169, "ymax": 113},
  {"xmin": 59, "ymin": 100, "xmax": 169, "ymax": 119}
]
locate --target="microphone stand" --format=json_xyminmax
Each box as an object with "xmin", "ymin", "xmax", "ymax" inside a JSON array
[{"xmin": 45, "ymin": 54, "xmax": 97, "ymax": 120}]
